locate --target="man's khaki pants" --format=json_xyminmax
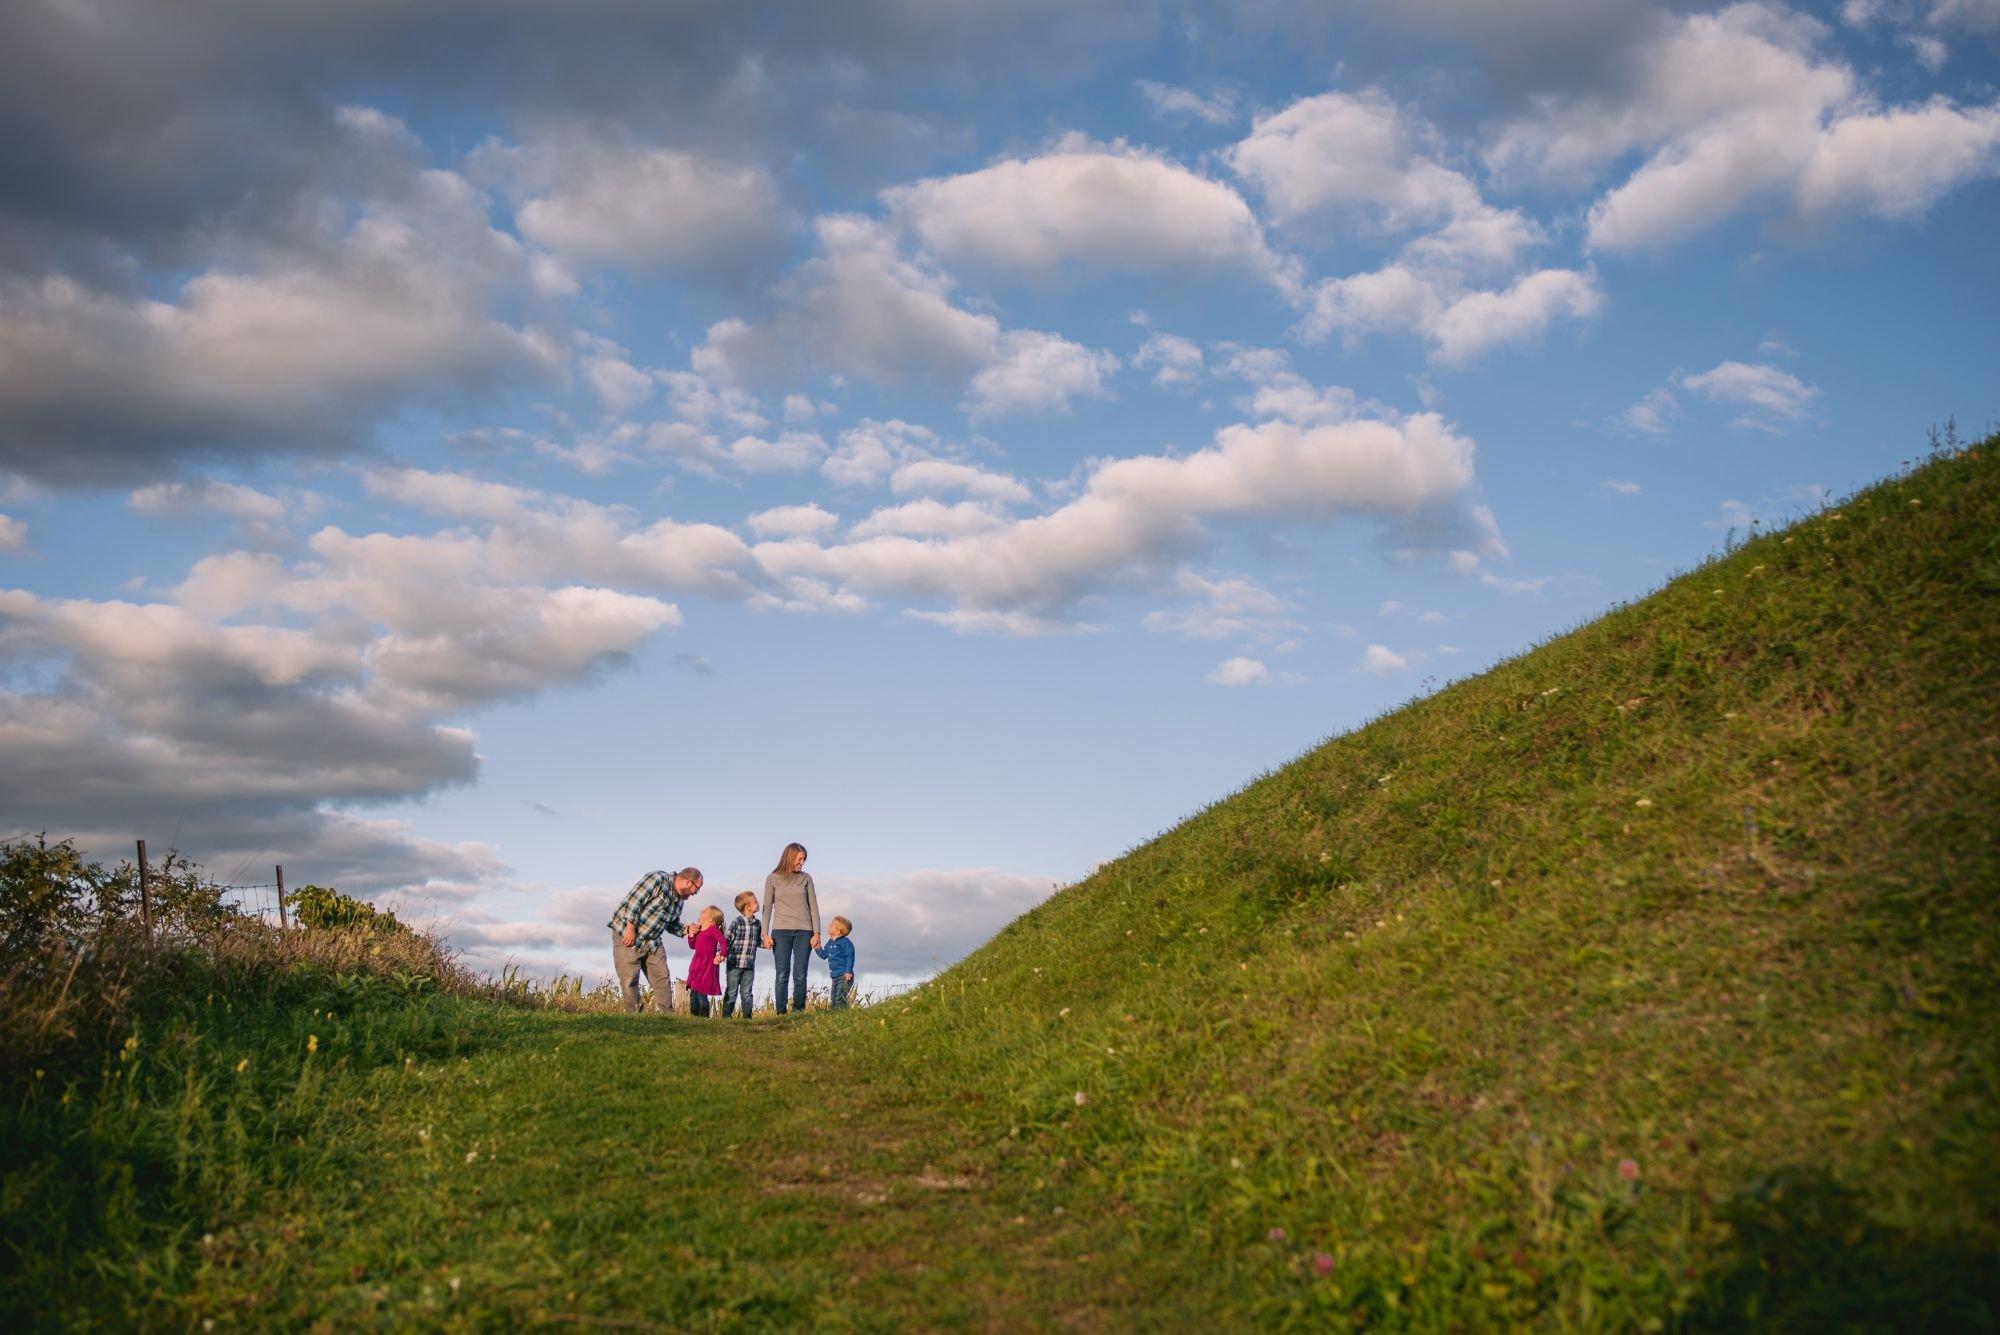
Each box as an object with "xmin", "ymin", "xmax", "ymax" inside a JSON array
[{"xmin": 611, "ymin": 931, "xmax": 675, "ymax": 1012}]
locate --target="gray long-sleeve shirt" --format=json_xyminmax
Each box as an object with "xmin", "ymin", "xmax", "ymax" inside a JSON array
[{"xmin": 762, "ymin": 871, "xmax": 821, "ymax": 936}]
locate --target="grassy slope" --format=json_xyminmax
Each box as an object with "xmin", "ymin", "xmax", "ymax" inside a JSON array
[
  {"xmin": 8, "ymin": 440, "xmax": 1997, "ymax": 1330},
  {"xmin": 856, "ymin": 437, "xmax": 2000, "ymax": 1326}
]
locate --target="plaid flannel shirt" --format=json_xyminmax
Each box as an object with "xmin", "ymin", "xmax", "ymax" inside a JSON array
[
  {"xmin": 725, "ymin": 914, "xmax": 762, "ymax": 970},
  {"xmin": 606, "ymin": 870, "xmax": 687, "ymax": 949}
]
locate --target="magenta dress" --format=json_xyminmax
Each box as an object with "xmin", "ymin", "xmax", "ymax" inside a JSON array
[{"xmin": 684, "ymin": 924, "xmax": 725, "ymax": 996}]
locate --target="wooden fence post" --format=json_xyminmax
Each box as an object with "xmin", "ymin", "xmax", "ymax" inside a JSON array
[
  {"xmin": 136, "ymin": 838, "xmax": 152, "ymax": 933},
  {"xmin": 275, "ymin": 864, "xmax": 288, "ymax": 931}
]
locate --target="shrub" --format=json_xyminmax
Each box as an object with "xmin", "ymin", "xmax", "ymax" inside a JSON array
[
  {"xmin": 0, "ymin": 837, "xmax": 106, "ymax": 972},
  {"xmin": 288, "ymin": 882, "xmax": 406, "ymax": 935},
  {"xmin": 0, "ymin": 839, "xmax": 479, "ymax": 1077}
]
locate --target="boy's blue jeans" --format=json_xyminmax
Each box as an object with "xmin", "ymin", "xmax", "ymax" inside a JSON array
[
  {"xmin": 830, "ymin": 975, "xmax": 853, "ymax": 1009},
  {"xmin": 723, "ymin": 965, "xmax": 754, "ymax": 1018}
]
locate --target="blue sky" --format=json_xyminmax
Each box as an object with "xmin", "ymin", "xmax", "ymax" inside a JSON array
[{"xmin": 2, "ymin": 0, "xmax": 1996, "ymax": 990}]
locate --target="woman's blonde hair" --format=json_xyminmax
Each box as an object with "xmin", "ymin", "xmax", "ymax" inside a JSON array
[
  {"xmin": 830, "ymin": 915, "xmax": 852, "ymax": 936},
  {"xmin": 699, "ymin": 905, "xmax": 725, "ymax": 927},
  {"xmin": 772, "ymin": 842, "xmax": 809, "ymax": 875}
]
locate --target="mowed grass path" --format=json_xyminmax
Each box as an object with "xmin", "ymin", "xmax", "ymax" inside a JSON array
[{"xmin": 183, "ymin": 1012, "xmax": 1162, "ymax": 1331}]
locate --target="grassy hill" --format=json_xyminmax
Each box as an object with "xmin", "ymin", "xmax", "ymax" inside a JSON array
[
  {"xmin": 5, "ymin": 435, "xmax": 1997, "ymax": 1330},
  {"xmin": 850, "ymin": 432, "xmax": 2000, "ymax": 1326}
]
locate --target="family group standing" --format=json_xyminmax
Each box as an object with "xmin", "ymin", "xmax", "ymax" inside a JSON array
[{"xmin": 605, "ymin": 842, "xmax": 859, "ymax": 1017}]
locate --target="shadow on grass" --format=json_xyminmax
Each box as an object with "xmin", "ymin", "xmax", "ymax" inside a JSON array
[{"xmin": 1686, "ymin": 1167, "xmax": 1999, "ymax": 1331}]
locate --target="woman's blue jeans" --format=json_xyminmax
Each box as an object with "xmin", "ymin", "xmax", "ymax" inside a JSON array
[{"xmin": 770, "ymin": 930, "xmax": 812, "ymax": 1014}]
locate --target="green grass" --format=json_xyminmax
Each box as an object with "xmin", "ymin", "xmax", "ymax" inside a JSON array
[{"xmin": 6, "ymin": 436, "xmax": 1999, "ymax": 1329}]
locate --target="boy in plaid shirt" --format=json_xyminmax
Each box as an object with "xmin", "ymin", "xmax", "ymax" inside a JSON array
[{"xmin": 723, "ymin": 891, "xmax": 763, "ymax": 1018}]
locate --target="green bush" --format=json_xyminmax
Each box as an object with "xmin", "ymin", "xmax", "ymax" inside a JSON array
[
  {"xmin": 288, "ymin": 882, "xmax": 405, "ymax": 935},
  {"xmin": 0, "ymin": 837, "xmax": 106, "ymax": 971}
]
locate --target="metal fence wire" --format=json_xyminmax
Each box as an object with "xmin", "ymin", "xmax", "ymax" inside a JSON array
[{"xmin": 214, "ymin": 882, "xmax": 286, "ymax": 923}]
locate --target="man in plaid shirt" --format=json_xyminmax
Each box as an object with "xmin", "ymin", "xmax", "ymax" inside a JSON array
[
  {"xmin": 607, "ymin": 867, "xmax": 702, "ymax": 1013},
  {"xmin": 722, "ymin": 890, "xmax": 763, "ymax": 1018}
]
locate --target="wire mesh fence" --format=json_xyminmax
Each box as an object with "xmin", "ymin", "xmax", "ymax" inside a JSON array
[{"xmin": 214, "ymin": 881, "xmax": 286, "ymax": 924}]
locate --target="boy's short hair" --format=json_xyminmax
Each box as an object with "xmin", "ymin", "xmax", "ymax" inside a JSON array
[
  {"xmin": 734, "ymin": 891, "xmax": 756, "ymax": 913},
  {"xmin": 830, "ymin": 914, "xmax": 853, "ymax": 934}
]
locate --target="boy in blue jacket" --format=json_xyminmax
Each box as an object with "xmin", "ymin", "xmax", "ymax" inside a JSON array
[{"xmin": 816, "ymin": 915, "xmax": 856, "ymax": 1009}]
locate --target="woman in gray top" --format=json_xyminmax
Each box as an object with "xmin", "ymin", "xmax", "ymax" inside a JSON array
[{"xmin": 761, "ymin": 842, "xmax": 821, "ymax": 1015}]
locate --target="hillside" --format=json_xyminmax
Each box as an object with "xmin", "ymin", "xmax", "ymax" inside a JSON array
[
  {"xmin": 6, "ymin": 435, "xmax": 1996, "ymax": 1329},
  {"xmin": 845, "ymin": 432, "xmax": 2000, "ymax": 1325}
]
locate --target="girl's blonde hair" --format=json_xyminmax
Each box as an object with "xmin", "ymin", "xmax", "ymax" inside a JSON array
[
  {"xmin": 830, "ymin": 915, "xmax": 853, "ymax": 936},
  {"xmin": 733, "ymin": 890, "xmax": 757, "ymax": 913},
  {"xmin": 699, "ymin": 905, "xmax": 725, "ymax": 927},
  {"xmin": 772, "ymin": 842, "xmax": 808, "ymax": 875}
]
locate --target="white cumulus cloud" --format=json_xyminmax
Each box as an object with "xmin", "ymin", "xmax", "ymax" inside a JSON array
[
  {"xmin": 694, "ymin": 217, "xmax": 1118, "ymax": 421},
  {"xmin": 890, "ymin": 459, "xmax": 1032, "ymax": 504},
  {"xmin": 963, "ymin": 330, "xmax": 1120, "ymax": 421},
  {"xmin": 1234, "ymin": 88, "xmax": 1602, "ymax": 367},
  {"xmin": 1206, "ymin": 655, "xmax": 1304, "ymax": 687},
  {"xmin": 746, "ymin": 503, "xmax": 841, "ymax": 539},
  {"xmin": 886, "ymin": 136, "xmax": 1293, "ymax": 291},
  {"xmin": 0, "ymin": 109, "xmax": 562, "ymax": 485},
  {"xmin": 1133, "ymin": 332, "xmax": 1206, "ymax": 389},
  {"xmin": 756, "ymin": 409, "xmax": 1484, "ymax": 633},
  {"xmin": 1487, "ymin": 3, "xmax": 2000, "ymax": 252},
  {"xmin": 1144, "ymin": 572, "xmax": 1297, "ymax": 641},
  {"xmin": 1615, "ymin": 386, "xmax": 1683, "ymax": 437},
  {"xmin": 486, "ymin": 133, "xmax": 790, "ymax": 281},
  {"xmin": 1361, "ymin": 643, "xmax": 1411, "ymax": 675},
  {"xmin": 1136, "ymin": 80, "xmax": 1241, "ymax": 126},
  {"xmin": 1679, "ymin": 360, "xmax": 1820, "ymax": 433},
  {"xmin": 128, "ymin": 479, "xmax": 292, "ymax": 525}
]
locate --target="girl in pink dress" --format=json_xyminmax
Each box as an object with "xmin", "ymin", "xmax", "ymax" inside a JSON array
[{"xmin": 684, "ymin": 906, "xmax": 727, "ymax": 1018}]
